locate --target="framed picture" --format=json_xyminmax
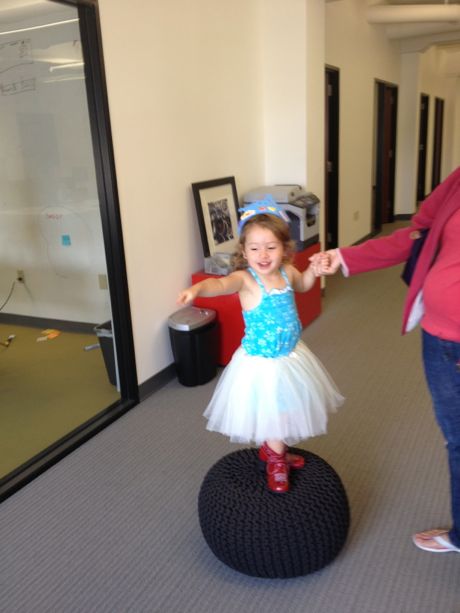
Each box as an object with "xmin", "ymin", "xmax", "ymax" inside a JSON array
[{"xmin": 191, "ymin": 176, "xmax": 240, "ymax": 257}]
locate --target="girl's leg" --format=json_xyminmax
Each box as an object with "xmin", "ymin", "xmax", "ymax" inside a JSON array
[
  {"xmin": 421, "ymin": 330, "xmax": 460, "ymax": 548},
  {"xmin": 261, "ymin": 440, "xmax": 289, "ymax": 494},
  {"xmin": 266, "ymin": 439, "xmax": 285, "ymax": 454},
  {"xmin": 259, "ymin": 441, "xmax": 306, "ymax": 469}
]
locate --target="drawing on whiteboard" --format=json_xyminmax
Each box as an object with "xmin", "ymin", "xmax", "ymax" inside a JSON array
[
  {"xmin": 1, "ymin": 78, "xmax": 35, "ymax": 96},
  {"xmin": 0, "ymin": 38, "xmax": 35, "ymax": 95},
  {"xmin": 0, "ymin": 39, "xmax": 33, "ymax": 74}
]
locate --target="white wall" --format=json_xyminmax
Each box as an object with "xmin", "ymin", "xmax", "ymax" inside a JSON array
[
  {"xmin": 392, "ymin": 44, "xmax": 460, "ymax": 213},
  {"xmin": 97, "ymin": 0, "xmax": 327, "ymax": 383},
  {"xmin": 260, "ymin": 0, "xmax": 308, "ymax": 184},
  {"xmin": 325, "ymin": 0, "xmax": 460, "ymax": 243},
  {"xmin": 419, "ymin": 46, "xmax": 460, "ymax": 187},
  {"xmin": 95, "ymin": 0, "xmax": 459, "ymax": 384},
  {"xmin": 98, "ymin": 0, "xmax": 267, "ymax": 383},
  {"xmin": 394, "ymin": 52, "xmax": 420, "ymax": 215},
  {"xmin": 306, "ymin": 0, "xmax": 326, "ymax": 218},
  {"xmin": 325, "ymin": 0, "xmax": 400, "ymax": 247},
  {"xmin": 260, "ymin": 0, "xmax": 325, "ymax": 206}
]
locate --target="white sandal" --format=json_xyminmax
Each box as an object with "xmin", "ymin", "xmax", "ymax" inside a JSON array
[{"xmin": 412, "ymin": 529, "xmax": 460, "ymax": 553}]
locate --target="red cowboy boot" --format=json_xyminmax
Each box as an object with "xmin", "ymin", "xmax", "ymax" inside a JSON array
[
  {"xmin": 258, "ymin": 442, "xmax": 305, "ymax": 470},
  {"xmin": 259, "ymin": 442, "xmax": 290, "ymax": 494}
]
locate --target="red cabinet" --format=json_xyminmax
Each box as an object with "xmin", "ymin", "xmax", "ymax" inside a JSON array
[{"xmin": 192, "ymin": 242, "xmax": 321, "ymax": 365}]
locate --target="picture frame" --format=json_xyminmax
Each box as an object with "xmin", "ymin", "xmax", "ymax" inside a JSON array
[{"xmin": 191, "ymin": 176, "xmax": 240, "ymax": 257}]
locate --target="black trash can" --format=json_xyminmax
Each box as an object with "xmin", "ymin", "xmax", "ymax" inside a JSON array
[
  {"xmin": 168, "ymin": 306, "xmax": 218, "ymax": 386},
  {"xmin": 94, "ymin": 321, "xmax": 117, "ymax": 386}
]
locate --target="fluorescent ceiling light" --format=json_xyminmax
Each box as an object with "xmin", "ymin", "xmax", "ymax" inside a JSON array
[
  {"xmin": 0, "ymin": 17, "xmax": 78, "ymax": 37},
  {"xmin": 49, "ymin": 61, "xmax": 83, "ymax": 72}
]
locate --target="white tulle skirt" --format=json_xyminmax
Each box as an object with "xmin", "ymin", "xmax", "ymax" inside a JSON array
[{"xmin": 203, "ymin": 340, "xmax": 344, "ymax": 445}]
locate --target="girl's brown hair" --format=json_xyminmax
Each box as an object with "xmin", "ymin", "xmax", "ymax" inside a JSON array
[{"xmin": 233, "ymin": 214, "xmax": 294, "ymax": 270}]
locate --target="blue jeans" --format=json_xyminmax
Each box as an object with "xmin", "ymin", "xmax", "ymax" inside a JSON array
[{"xmin": 422, "ymin": 330, "xmax": 460, "ymax": 548}]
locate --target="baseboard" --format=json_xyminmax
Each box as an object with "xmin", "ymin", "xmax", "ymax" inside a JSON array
[
  {"xmin": 138, "ymin": 363, "xmax": 176, "ymax": 401},
  {"xmin": 0, "ymin": 313, "xmax": 98, "ymax": 334},
  {"xmin": 350, "ymin": 217, "xmax": 411, "ymax": 247},
  {"xmin": 351, "ymin": 230, "xmax": 379, "ymax": 246},
  {"xmin": 394, "ymin": 214, "xmax": 412, "ymax": 221}
]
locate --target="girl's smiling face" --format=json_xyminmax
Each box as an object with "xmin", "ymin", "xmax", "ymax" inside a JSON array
[{"xmin": 243, "ymin": 225, "xmax": 284, "ymax": 276}]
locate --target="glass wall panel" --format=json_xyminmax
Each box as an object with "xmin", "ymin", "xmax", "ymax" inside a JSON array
[{"xmin": 0, "ymin": 1, "xmax": 121, "ymax": 479}]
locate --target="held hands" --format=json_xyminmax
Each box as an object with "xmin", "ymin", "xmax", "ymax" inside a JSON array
[{"xmin": 309, "ymin": 249, "xmax": 341, "ymax": 276}]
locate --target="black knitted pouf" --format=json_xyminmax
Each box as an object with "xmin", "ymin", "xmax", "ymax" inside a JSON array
[{"xmin": 198, "ymin": 448, "xmax": 349, "ymax": 578}]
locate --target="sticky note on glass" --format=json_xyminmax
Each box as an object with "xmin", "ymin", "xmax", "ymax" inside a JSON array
[{"xmin": 61, "ymin": 234, "xmax": 71, "ymax": 246}]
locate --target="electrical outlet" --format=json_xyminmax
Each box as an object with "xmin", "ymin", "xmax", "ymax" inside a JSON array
[{"xmin": 16, "ymin": 269, "xmax": 25, "ymax": 283}]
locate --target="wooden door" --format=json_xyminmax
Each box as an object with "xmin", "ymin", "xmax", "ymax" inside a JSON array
[
  {"xmin": 374, "ymin": 82, "xmax": 398, "ymax": 231},
  {"xmin": 417, "ymin": 94, "xmax": 429, "ymax": 202},
  {"xmin": 431, "ymin": 97, "xmax": 444, "ymax": 190},
  {"xmin": 325, "ymin": 67, "xmax": 339, "ymax": 249}
]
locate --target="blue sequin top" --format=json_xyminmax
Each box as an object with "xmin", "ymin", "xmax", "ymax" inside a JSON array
[{"xmin": 241, "ymin": 267, "xmax": 302, "ymax": 358}]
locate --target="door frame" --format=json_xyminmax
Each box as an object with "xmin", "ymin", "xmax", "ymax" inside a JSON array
[{"xmin": 0, "ymin": 0, "xmax": 138, "ymax": 501}]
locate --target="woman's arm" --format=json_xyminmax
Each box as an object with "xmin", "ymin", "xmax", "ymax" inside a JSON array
[
  {"xmin": 177, "ymin": 271, "xmax": 246, "ymax": 306},
  {"xmin": 339, "ymin": 227, "xmax": 415, "ymax": 275}
]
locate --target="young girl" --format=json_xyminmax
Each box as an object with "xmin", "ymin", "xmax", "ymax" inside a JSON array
[{"xmin": 177, "ymin": 197, "xmax": 344, "ymax": 494}]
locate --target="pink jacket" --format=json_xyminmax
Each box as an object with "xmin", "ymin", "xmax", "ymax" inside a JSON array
[{"xmin": 340, "ymin": 166, "xmax": 460, "ymax": 334}]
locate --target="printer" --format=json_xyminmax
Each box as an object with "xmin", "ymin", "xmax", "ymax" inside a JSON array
[{"xmin": 243, "ymin": 185, "xmax": 319, "ymax": 251}]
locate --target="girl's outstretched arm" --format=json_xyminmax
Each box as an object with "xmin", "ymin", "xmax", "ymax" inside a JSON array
[
  {"xmin": 177, "ymin": 270, "xmax": 245, "ymax": 306},
  {"xmin": 287, "ymin": 263, "xmax": 318, "ymax": 293}
]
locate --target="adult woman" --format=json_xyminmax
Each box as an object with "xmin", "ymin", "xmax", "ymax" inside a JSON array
[{"xmin": 313, "ymin": 166, "xmax": 460, "ymax": 553}]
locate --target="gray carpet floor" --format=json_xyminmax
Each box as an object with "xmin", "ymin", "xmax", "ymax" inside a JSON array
[{"xmin": 1, "ymin": 227, "xmax": 460, "ymax": 612}]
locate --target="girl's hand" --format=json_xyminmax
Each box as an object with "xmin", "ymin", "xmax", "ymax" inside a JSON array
[
  {"xmin": 310, "ymin": 250, "xmax": 341, "ymax": 275},
  {"xmin": 177, "ymin": 287, "xmax": 197, "ymax": 306},
  {"xmin": 309, "ymin": 253, "xmax": 328, "ymax": 276},
  {"xmin": 311, "ymin": 252, "xmax": 331, "ymax": 277}
]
